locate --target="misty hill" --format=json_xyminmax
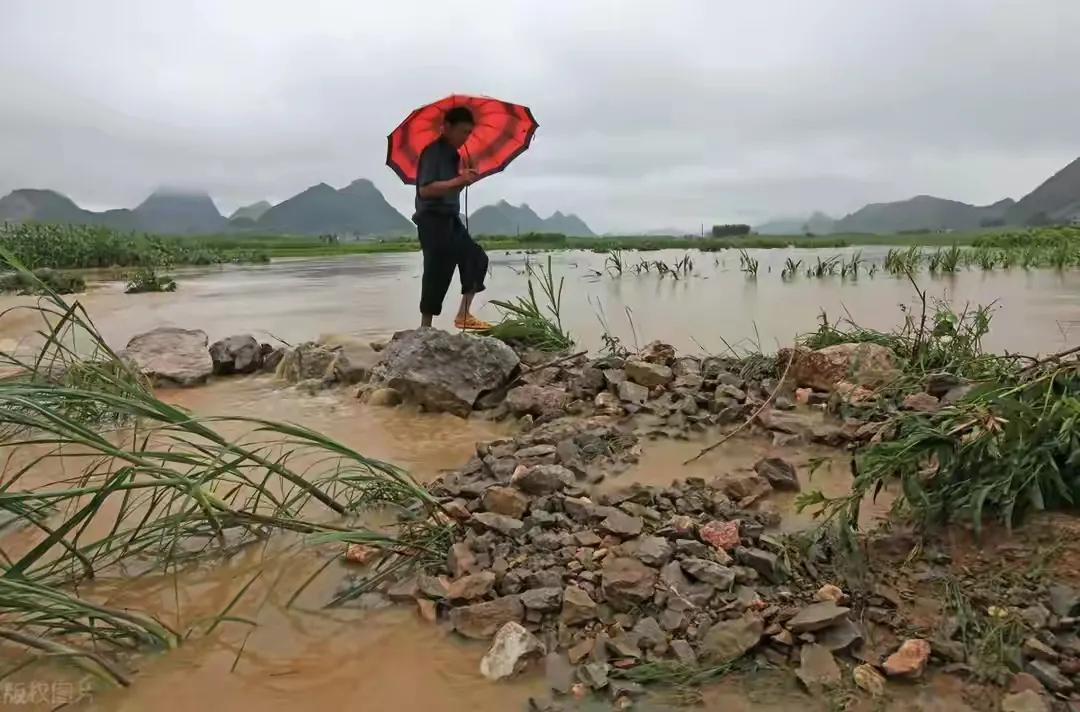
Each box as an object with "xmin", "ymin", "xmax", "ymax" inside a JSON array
[
  {"xmin": 229, "ymin": 201, "xmax": 271, "ymax": 222},
  {"xmin": 1006, "ymin": 156, "xmax": 1080, "ymax": 225},
  {"xmin": 832, "ymin": 196, "xmax": 1014, "ymax": 234},
  {"xmin": 255, "ymin": 179, "xmax": 412, "ymax": 236},
  {"xmin": 0, "ymin": 189, "xmax": 93, "ymax": 224},
  {"xmin": 755, "ymin": 211, "xmax": 836, "ymax": 235},
  {"xmin": 468, "ymin": 200, "xmax": 594, "ymax": 236},
  {"xmin": 133, "ymin": 190, "xmax": 226, "ymax": 234}
]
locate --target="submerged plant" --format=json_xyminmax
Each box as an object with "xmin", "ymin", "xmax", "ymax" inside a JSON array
[
  {"xmin": 781, "ymin": 257, "xmax": 802, "ymax": 281},
  {"xmin": 487, "ymin": 256, "xmax": 574, "ymax": 351},
  {"xmin": 604, "ymin": 249, "xmax": 624, "ymax": 275},
  {"xmin": 737, "ymin": 250, "xmax": 759, "ymax": 278},
  {"xmin": 124, "ymin": 267, "xmax": 177, "ymax": 293}
]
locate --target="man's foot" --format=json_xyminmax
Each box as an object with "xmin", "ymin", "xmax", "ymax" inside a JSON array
[{"xmin": 454, "ymin": 314, "xmax": 493, "ymax": 331}]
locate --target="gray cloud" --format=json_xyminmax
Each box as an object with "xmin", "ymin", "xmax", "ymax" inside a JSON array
[{"xmin": 1, "ymin": 0, "xmax": 1078, "ymax": 232}]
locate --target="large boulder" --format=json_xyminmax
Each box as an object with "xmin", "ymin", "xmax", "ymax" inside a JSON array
[
  {"xmin": 209, "ymin": 334, "xmax": 262, "ymax": 375},
  {"xmin": 784, "ymin": 343, "xmax": 899, "ymax": 392},
  {"xmin": 123, "ymin": 327, "xmax": 212, "ymax": 387},
  {"xmin": 369, "ymin": 329, "xmax": 520, "ymax": 417}
]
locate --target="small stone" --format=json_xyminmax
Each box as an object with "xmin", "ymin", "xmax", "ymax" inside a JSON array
[
  {"xmin": 1009, "ymin": 672, "xmax": 1046, "ymax": 695},
  {"xmin": 447, "ymin": 542, "xmax": 477, "ymax": 578},
  {"xmin": 622, "ymin": 536, "xmax": 674, "ymax": 567},
  {"xmin": 617, "ymin": 380, "xmax": 649, "ymax": 404},
  {"xmin": 366, "ymin": 387, "xmax": 403, "ymax": 406},
  {"xmin": 1001, "ymin": 690, "xmax": 1050, "ymax": 712},
  {"xmin": 446, "ymin": 571, "xmax": 496, "ymax": 601},
  {"xmin": 417, "ymin": 574, "xmax": 449, "ymax": 599},
  {"xmin": 472, "ymin": 512, "xmax": 525, "ymax": 537},
  {"xmin": 625, "ymin": 360, "xmax": 674, "ymax": 388},
  {"xmin": 633, "ymin": 617, "xmax": 667, "ymax": 650},
  {"xmin": 670, "ymin": 639, "xmax": 697, "ymax": 665},
  {"xmin": 512, "ymin": 465, "xmax": 575, "ymax": 495},
  {"xmin": 815, "ymin": 584, "xmax": 845, "ymax": 603},
  {"xmin": 817, "ymin": 617, "xmax": 863, "ymax": 652},
  {"xmin": 1026, "ymin": 660, "xmax": 1074, "ymax": 693},
  {"xmin": 715, "ymin": 473, "xmax": 772, "ymax": 503},
  {"xmin": 736, "ymin": 546, "xmax": 786, "ymax": 583},
  {"xmin": 386, "ymin": 576, "xmax": 420, "ymax": 602},
  {"xmin": 522, "ymin": 587, "xmax": 563, "ymax": 611},
  {"xmin": 675, "ymin": 539, "xmax": 711, "ymax": 558},
  {"xmin": 699, "ymin": 615, "xmax": 764, "ymax": 663},
  {"xmin": 680, "ymin": 558, "xmax": 735, "ymax": 588},
  {"xmin": 787, "ymin": 602, "xmax": 851, "ymax": 634},
  {"xmin": 561, "ymin": 585, "xmax": 599, "ymax": 625},
  {"xmin": 883, "ymin": 638, "xmax": 931, "ymax": 678},
  {"xmin": 545, "ymin": 653, "xmax": 575, "ymax": 694},
  {"xmin": 601, "ymin": 558, "xmax": 657, "ymax": 610},
  {"xmin": 344, "ymin": 543, "xmax": 380, "ymax": 565},
  {"xmin": 1020, "ymin": 604, "xmax": 1051, "ymax": 630},
  {"xmin": 450, "ymin": 596, "xmax": 524, "ymax": 639},
  {"xmin": 715, "ymin": 384, "xmax": 747, "ymax": 402},
  {"xmin": 771, "ymin": 629, "xmax": 795, "ymax": 646},
  {"xmin": 568, "ymin": 638, "xmax": 594, "ymax": 664},
  {"xmin": 1048, "ymin": 584, "xmax": 1080, "ymax": 618},
  {"xmin": 852, "ymin": 664, "xmax": 886, "ymax": 697},
  {"xmin": 660, "ymin": 608, "xmax": 685, "ymax": 632},
  {"xmin": 599, "ymin": 510, "xmax": 644, "ymax": 538},
  {"xmin": 901, "ymin": 392, "xmax": 940, "ymax": 412},
  {"xmin": 700, "ymin": 520, "xmax": 740, "ymax": 551},
  {"xmin": 482, "ymin": 486, "xmax": 530, "ymax": 519},
  {"xmin": 417, "ymin": 598, "xmax": 438, "ymax": 623},
  {"xmin": 753, "ymin": 457, "xmax": 800, "ymax": 491},
  {"xmin": 796, "ymin": 644, "xmax": 841, "ymax": 690},
  {"xmin": 607, "ymin": 633, "xmax": 641, "ymax": 660},
  {"xmin": 480, "ymin": 622, "xmax": 546, "ymax": 681},
  {"xmin": 579, "ymin": 662, "xmax": 610, "ymax": 690},
  {"xmin": 609, "ymin": 680, "xmax": 645, "ymax": 702},
  {"xmin": 1023, "ymin": 637, "xmax": 1059, "ymax": 662}
]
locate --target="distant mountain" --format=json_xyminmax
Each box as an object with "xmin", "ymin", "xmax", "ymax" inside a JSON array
[
  {"xmin": 468, "ymin": 200, "xmax": 595, "ymax": 236},
  {"xmin": 0, "ymin": 189, "xmax": 92, "ymax": 224},
  {"xmin": 254, "ymin": 179, "xmax": 412, "ymax": 236},
  {"xmin": 229, "ymin": 200, "xmax": 271, "ymax": 222},
  {"xmin": 832, "ymin": 196, "xmax": 1013, "ymax": 234},
  {"xmin": 755, "ymin": 211, "xmax": 836, "ymax": 235},
  {"xmin": 132, "ymin": 189, "xmax": 226, "ymax": 234},
  {"xmin": 1006, "ymin": 156, "xmax": 1080, "ymax": 225}
]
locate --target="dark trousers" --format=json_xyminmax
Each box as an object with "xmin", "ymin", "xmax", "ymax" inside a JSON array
[{"xmin": 415, "ymin": 212, "xmax": 489, "ymax": 317}]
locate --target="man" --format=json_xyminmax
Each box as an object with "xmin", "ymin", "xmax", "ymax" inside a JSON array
[{"xmin": 414, "ymin": 106, "xmax": 492, "ymax": 330}]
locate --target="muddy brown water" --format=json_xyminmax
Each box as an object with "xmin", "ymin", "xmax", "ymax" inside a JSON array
[{"xmin": 2, "ymin": 248, "xmax": 1054, "ymax": 710}]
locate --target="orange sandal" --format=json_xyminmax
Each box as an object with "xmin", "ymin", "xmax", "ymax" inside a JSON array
[{"xmin": 454, "ymin": 315, "xmax": 493, "ymax": 331}]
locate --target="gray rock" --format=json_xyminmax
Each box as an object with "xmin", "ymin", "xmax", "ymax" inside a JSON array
[
  {"xmin": 447, "ymin": 542, "xmax": 477, "ymax": 578},
  {"xmin": 274, "ymin": 341, "xmax": 338, "ymax": 384},
  {"xmin": 735, "ymin": 547, "xmax": 787, "ymax": 583},
  {"xmin": 450, "ymin": 595, "xmax": 524, "ymax": 639},
  {"xmin": 579, "ymin": 662, "xmax": 610, "ymax": 690},
  {"xmin": 817, "ymin": 617, "xmax": 864, "ymax": 652},
  {"xmin": 660, "ymin": 608, "xmax": 685, "ymax": 632},
  {"xmin": 617, "ymin": 380, "xmax": 649, "ymax": 404},
  {"xmin": 753, "ymin": 457, "xmax": 800, "ymax": 491},
  {"xmin": 482, "ymin": 486, "xmax": 530, "ymax": 519},
  {"xmin": 633, "ymin": 616, "xmax": 667, "ymax": 650},
  {"xmin": 609, "ymin": 680, "xmax": 645, "ymax": 701},
  {"xmin": 1026, "ymin": 660, "xmax": 1074, "ymax": 693},
  {"xmin": 479, "ymin": 621, "xmax": 545, "ymax": 680},
  {"xmin": 522, "ymin": 587, "xmax": 563, "ymax": 611},
  {"xmin": 471, "ymin": 512, "xmax": 525, "ymax": 536},
  {"xmin": 625, "ymin": 360, "xmax": 674, "ymax": 388},
  {"xmin": 670, "ymin": 639, "xmax": 697, "ymax": 665},
  {"xmin": 606, "ymin": 633, "xmax": 641, "ymax": 659},
  {"xmin": 366, "ymin": 387, "xmax": 403, "ymax": 406},
  {"xmin": 560, "ymin": 584, "xmax": 598, "ymax": 625},
  {"xmin": 512, "ymin": 465, "xmax": 575, "ymax": 495},
  {"xmin": 700, "ymin": 615, "xmax": 764, "ymax": 663},
  {"xmin": 209, "ymin": 334, "xmax": 262, "ymax": 375},
  {"xmin": 446, "ymin": 571, "xmax": 496, "ymax": 601},
  {"xmin": 622, "ymin": 536, "xmax": 674, "ymax": 567},
  {"xmin": 545, "ymin": 652, "xmax": 576, "ymax": 694},
  {"xmin": 368, "ymin": 328, "xmax": 520, "ymax": 417},
  {"xmin": 715, "ymin": 384, "xmax": 747, "ymax": 402},
  {"xmin": 601, "ymin": 557, "xmax": 657, "ymax": 610},
  {"xmin": 787, "ymin": 602, "xmax": 851, "ymax": 633},
  {"xmin": 506, "ymin": 385, "xmax": 568, "ymax": 418},
  {"xmin": 1048, "ymin": 584, "xmax": 1079, "ymax": 618},
  {"xmin": 316, "ymin": 333, "xmax": 381, "ymax": 384},
  {"xmin": 659, "ymin": 561, "xmax": 714, "ymax": 607},
  {"xmin": 386, "ymin": 576, "xmax": 419, "ymax": 602},
  {"xmin": 1001, "ymin": 690, "xmax": 1050, "ymax": 712},
  {"xmin": 680, "ymin": 558, "xmax": 735, "ymax": 589},
  {"xmin": 599, "ymin": 510, "xmax": 644, "ymax": 538},
  {"xmin": 122, "ymin": 327, "xmax": 213, "ymax": 387},
  {"xmin": 796, "ymin": 644, "xmax": 841, "ymax": 690}
]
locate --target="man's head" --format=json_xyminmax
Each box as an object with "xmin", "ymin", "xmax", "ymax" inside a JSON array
[{"xmin": 441, "ymin": 106, "xmax": 475, "ymax": 148}]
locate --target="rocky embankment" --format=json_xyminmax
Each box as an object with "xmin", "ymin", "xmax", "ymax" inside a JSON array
[{"xmin": 117, "ymin": 325, "xmax": 1078, "ymax": 711}]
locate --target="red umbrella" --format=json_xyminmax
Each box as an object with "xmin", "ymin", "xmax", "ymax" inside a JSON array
[{"xmin": 386, "ymin": 94, "xmax": 539, "ymax": 185}]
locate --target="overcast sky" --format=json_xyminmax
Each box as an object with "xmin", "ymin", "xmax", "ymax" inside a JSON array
[{"xmin": 2, "ymin": 1, "xmax": 1079, "ymax": 233}]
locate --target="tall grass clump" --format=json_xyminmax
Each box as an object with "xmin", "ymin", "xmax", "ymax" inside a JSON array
[
  {"xmin": 738, "ymin": 250, "xmax": 759, "ymax": 278},
  {"xmin": 486, "ymin": 256, "xmax": 574, "ymax": 352},
  {"xmin": 0, "ymin": 257, "xmax": 442, "ymax": 683},
  {"xmin": 124, "ymin": 267, "xmax": 177, "ymax": 293}
]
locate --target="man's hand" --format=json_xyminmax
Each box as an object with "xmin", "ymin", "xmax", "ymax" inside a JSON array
[{"xmin": 456, "ymin": 168, "xmax": 479, "ymax": 187}]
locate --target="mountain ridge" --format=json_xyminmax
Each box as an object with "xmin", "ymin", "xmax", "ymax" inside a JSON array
[{"xmin": 468, "ymin": 200, "xmax": 595, "ymax": 236}]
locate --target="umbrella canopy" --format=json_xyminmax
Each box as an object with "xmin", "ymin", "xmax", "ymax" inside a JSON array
[{"xmin": 386, "ymin": 94, "xmax": 538, "ymax": 185}]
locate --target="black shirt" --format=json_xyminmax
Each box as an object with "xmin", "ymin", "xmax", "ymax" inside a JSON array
[{"xmin": 414, "ymin": 137, "xmax": 462, "ymax": 218}]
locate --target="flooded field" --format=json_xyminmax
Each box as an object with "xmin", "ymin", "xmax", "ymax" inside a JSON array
[
  {"xmin": 1, "ymin": 248, "xmax": 1073, "ymax": 711},
  {"xmin": 1, "ymin": 247, "xmax": 1077, "ymax": 358}
]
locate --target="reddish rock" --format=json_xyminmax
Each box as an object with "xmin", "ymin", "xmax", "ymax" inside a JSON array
[
  {"xmin": 344, "ymin": 543, "xmax": 380, "ymax": 565},
  {"xmin": 700, "ymin": 520, "xmax": 741, "ymax": 551},
  {"xmin": 883, "ymin": 638, "xmax": 931, "ymax": 678}
]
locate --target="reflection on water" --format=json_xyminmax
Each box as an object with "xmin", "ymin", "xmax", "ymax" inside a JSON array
[{"xmin": 0, "ymin": 248, "xmax": 1077, "ymax": 356}]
